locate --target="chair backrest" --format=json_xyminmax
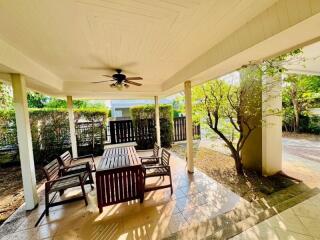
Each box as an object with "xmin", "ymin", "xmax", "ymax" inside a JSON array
[
  {"xmin": 153, "ymin": 143, "xmax": 160, "ymax": 157},
  {"xmin": 58, "ymin": 151, "xmax": 72, "ymax": 167},
  {"xmin": 43, "ymin": 159, "xmax": 60, "ymax": 181},
  {"xmin": 161, "ymin": 149, "xmax": 171, "ymax": 166}
]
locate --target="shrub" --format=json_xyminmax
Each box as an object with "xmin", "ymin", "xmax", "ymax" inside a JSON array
[
  {"xmin": 130, "ymin": 104, "xmax": 173, "ymax": 149},
  {"xmin": 0, "ymin": 108, "xmax": 108, "ymax": 166}
]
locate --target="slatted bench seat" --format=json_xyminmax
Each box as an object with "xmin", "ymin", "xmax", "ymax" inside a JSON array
[{"xmin": 43, "ymin": 159, "xmax": 90, "ymax": 216}]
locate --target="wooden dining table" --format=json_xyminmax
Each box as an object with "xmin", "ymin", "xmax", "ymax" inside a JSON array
[{"xmin": 95, "ymin": 143, "xmax": 144, "ymax": 213}]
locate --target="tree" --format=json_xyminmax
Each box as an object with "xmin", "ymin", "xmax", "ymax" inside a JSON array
[
  {"xmin": 282, "ymin": 74, "xmax": 320, "ymax": 132},
  {"xmin": 27, "ymin": 91, "xmax": 48, "ymax": 108},
  {"xmin": 193, "ymin": 67, "xmax": 263, "ymax": 174},
  {"xmin": 192, "ymin": 51, "xmax": 302, "ymax": 174}
]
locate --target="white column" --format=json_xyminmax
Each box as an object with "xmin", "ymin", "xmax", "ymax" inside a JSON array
[
  {"xmin": 154, "ymin": 96, "xmax": 161, "ymax": 148},
  {"xmin": 12, "ymin": 74, "xmax": 38, "ymax": 210},
  {"xmin": 262, "ymin": 75, "xmax": 282, "ymax": 176},
  {"xmin": 67, "ymin": 96, "xmax": 78, "ymax": 158},
  {"xmin": 184, "ymin": 81, "xmax": 194, "ymax": 173}
]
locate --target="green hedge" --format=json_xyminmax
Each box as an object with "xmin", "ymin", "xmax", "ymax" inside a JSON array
[
  {"xmin": 299, "ymin": 115, "xmax": 320, "ymax": 134},
  {"xmin": 0, "ymin": 108, "xmax": 108, "ymax": 166},
  {"xmin": 130, "ymin": 104, "xmax": 173, "ymax": 149}
]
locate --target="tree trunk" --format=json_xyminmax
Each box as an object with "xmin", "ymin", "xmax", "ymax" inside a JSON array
[
  {"xmin": 292, "ymin": 99, "xmax": 300, "ymax": 132},
  {"xmin": 231, "ymin": 151, "xmax": 244, "ymax": 175},
  {"xmin": 291, "ymin": 85, "xmax": 300, "ymax": 132}
]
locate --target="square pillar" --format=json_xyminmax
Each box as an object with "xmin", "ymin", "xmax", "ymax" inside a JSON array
[
  {"xmin": 154, "ymin": 96, "xmax": 161, "ymax": 148},
  {"xmin": 184, "ymin": 81, "xmax": 194, "ymax": 173},
  {"xmin": 12, "ymin": 74, "xmax": 39, "ymax": 210},
  {"xmin": 241, "ymin": 69, "xmax": 282, "ymax": 176},
  {"xmin": 67, "ymin": 96, "xmax": 78, "ymax": 158},
  {"xmin": 262, "ymin": 75, "xmax": 282, "ymax": 176}
]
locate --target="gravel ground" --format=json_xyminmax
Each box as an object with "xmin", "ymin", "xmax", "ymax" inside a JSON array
[{"xmin": 0, "ymin": 165, "xmax": 44, "ymax": 225}]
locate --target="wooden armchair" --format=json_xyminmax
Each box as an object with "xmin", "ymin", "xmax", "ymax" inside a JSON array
[
  {"xmin": 143, "ymin": 149, "xmax": 173, "ymax": 194},
  {"xmin": 43, "ymin": 159, "xmax": 90, "ymax": 216},
  {"xmin": 139, "ymin": 143, "xmax": 160, "ymax": 165}
]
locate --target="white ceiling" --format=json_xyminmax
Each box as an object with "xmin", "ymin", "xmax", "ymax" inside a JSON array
[{"xmin": 0, "ymin": 0, "xmax": 278, "ymax": 98}]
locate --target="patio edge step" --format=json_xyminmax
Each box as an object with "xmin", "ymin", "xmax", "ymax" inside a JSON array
[
  {"xmin": 208, "ymin": 187, "xmax": 320, "ymax": 240},
  {"xmin": 163, "ymin": 187, "xmax": 320, "ymax": 240}
]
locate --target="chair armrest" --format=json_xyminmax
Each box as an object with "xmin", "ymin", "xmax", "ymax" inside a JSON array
[
  {"xmin": 71, "ymin": 154, "xmax": 95, "ymax": 166},
  {"xmin": 142, "ymin": 165, "xmax": 170, "ymax": 170},
  {"xmin": 139, "ymin": 156, "xmax": 159, "ymax": 160},
  {"xmin": 61, "ymin": 162, "xmax": 88, "ymax": 169},
  {"xmin": 73, "ymin": 154, "xmax": 94, "ymax": 160},
  {"xmin": 46, "ymin": 173, "xmax": 84, "ymax": 185}
]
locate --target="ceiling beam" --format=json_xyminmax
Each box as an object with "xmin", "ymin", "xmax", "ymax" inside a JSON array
[{"xmin": 0, "ymin": 37, "xmax": 63, "ymax": 91}]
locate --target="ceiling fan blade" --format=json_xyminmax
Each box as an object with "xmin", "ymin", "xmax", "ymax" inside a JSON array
[
  {"xmin": 102, "ymin": 75, "xmax": 113, "ymax": 78},
  {"xmin": 126, "ymin": 77, "xmax": 143, "ymax": 80},
  {"xmin": 81, "ymin": 66, "xmax": 110, "ymax": 70},
  {"xmin": 91, "ymin": 80, "xmax": 110, "ymax": 84},
  {"xmin": 125, "ymin": 80, "xmax": 142, "ymax": 86}
]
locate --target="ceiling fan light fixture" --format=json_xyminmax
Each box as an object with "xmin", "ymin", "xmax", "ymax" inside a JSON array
[{"xmin": 116, "ymin": 83, "xmax": 123, "ymax": 90}]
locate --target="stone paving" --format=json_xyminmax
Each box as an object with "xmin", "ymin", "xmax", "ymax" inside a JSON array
[
  {"xmin": 231, "ymin": 193, "xmax": 320, "ymax": 240},
  {"xmin": 231, "ymin": 136, "xmax": 320, "ymax": 240},
  {"xmin": 283, "ymin": 136, "xmax": 320, "ymax": 187}
]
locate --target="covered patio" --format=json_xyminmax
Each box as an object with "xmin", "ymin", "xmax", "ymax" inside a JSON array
[
  {"xmin": 0, "ymin": 152, "xmax": 243, "ymax": 240},
  {"xmin": 1, "ymin": 0, "xmax": 320, "ymax": 239}
]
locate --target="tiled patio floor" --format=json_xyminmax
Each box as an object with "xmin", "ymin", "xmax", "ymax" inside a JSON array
[
  {"xmin": 0, "ymin": 150, "xmax": 243, "ymax": 240},
  {"xmin": 231, "ymin": 193, "xmax": 320, "ymax": 240}
]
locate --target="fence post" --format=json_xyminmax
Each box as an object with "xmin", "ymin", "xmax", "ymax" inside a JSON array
[{"xmin": 110, "ymin": 121, "xmax": 116, "ymax": 144}]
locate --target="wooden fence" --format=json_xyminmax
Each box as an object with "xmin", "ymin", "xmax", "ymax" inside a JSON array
[
  {"xmin": 173, "ymin": 117, "xmax": 201, "ymax": 141},
  {"xmin": 108, "ymin": 117, "xmax": 200, "ymax": 145},
  {"xmin": 76, "ymin": 121, "xmax": 104, "ymax": 156}
]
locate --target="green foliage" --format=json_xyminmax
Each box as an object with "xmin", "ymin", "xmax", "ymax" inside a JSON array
[
  {"xmin": 74, "ymin": 108, "xmax": 109, "ymax": 122},
  {"xmin": 172, "ymin": 95, "xmax": 184, "ymax": 117},
  {"xmin": 27, "ymin": 91, "xmax": 48, "ymax": 108},
  {"xmin": 0, "ymin": 108, "xmax": 108, "ymax": 165},
  {"xmin": 282, "ymin": 74, "xmax": 320, "ymax": 133},
  {"xmin": 43, "ymin": 98, "xmax": 67, "ymax": 108},
  {"xmin": 130, "ymin": 104, "xmax": 173, "ymax": 148},
  {"xmin": 0, "ymin": 82, "xmax": 13, "ymax": 110},
  {"xmin": 130, "ymin": 104, "xmax": 173, "ymax": 119},
  {"xmin": 26, "ymin": 92, "xmax": 109, "ymax": 111}
]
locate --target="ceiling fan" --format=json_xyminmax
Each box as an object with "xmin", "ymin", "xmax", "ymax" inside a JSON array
[{"xmin": 91, "ymin": 69, "xmax": 143, "ymax": 89}]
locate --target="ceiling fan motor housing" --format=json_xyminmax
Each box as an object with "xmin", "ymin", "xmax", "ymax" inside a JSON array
[{"xmin": 113, "ymin": 73, "xmax": 126, "ymax": 83}]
